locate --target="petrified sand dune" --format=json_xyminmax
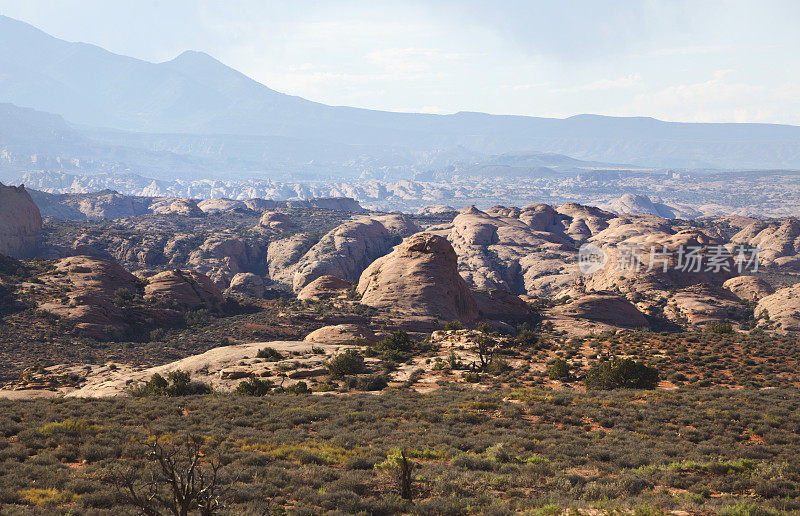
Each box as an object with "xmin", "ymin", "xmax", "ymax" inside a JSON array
[
  {"xmin": 225, "ymin": 272, "xmax": 266, "ymax": 298},
  {"xmin": 756, "ymin": 284, "xmax": 800, "ymax": 332},
  {"xmin": 144, "ymin": 269, "xmax": 224, "ymax": 310},
  {"xmin": 732, "ymin": 217, "xmax": 800, "ymax": 266},
  {"xmin": 304, "ymin": 324, "xmax": 376, "ymax": 344},
  {"xmin": 292, "ymin": 214, "xmax": 419, "ymax": 292},
  {"xmin": 297, "ymin": 275, "xmax": 352, "ymax": 301},
  {"xmin": 358, "ymin": 233, "xmax": 479, "ymax": 322},
  {"xmin": 36, "ymin": 256, "xmax": 141, "ymax": 338},
  {"xmin": 723, "ymin": 276, "xmax": 775, "ymax": 301},
  {"xmin": 550, "ymin": 293, "xmax": 649, "ymax": 328}
]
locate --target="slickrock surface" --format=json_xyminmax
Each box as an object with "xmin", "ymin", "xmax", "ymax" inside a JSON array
[
  {"xmin": 304, "ymin": 324, "xmax": 376, "ymax": 345},
  {"xmin": 257, "ymin": 211, "xmax": 297, "ymax": 231},
  {"xmin": 292, "ymin": 215, "xmax": 418, "ymax": 292},
  {"xmin": 732, "ymin": 217, "xmax": 800, "ymax": 267},
  {"xmin": 149, "ymin": 197, "xmax": 204, "ymax": 216},
  {"xmin": 549, "ymin": 293, "xmax": 649, "ymax": 328}
]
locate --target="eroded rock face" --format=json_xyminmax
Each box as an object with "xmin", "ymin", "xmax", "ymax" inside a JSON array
[
  {"xmin": 291, "ymin": 216, "xmax": 419, "ymax": 292},
  {"xmin": 441, "ymin": 206, "xmax": 577, "ymax": 297},
  {"xmin": 266, "ymin": 233, "xmax": 316, "ymax": 285},
  {"xmin": 549, "ymin": 293, "xmax": 649, "ymax": 328},
  {"xmin": 144, "ymin": 269, "xmax": 224, "ymax": 310},
  {"xmin": 417, "ymin": 205, "xmax": 456, "ymax": 216},
  {"xmin": 357, "ymin": 233, "xmax": 479, "ymax": 322},
  {"xmin": 732, "ymin": 218, "xmax": 800, "ymax": 267},
  {"xmin": 0, "ymin": 183, "xmax": 42, "ymax": 258},
  {"xmin": 35, "ymin": 256, "xmax": 141, "ymax": 338},
  {"xmin": 664, "ymin": 284, "xmax": 743, "ymax": 326},
  {"xmin": 723, "ymin": 276, "xmax": 775, "ymax": 301},
  {"xmin": 586, "ymin": 230, "xmax": 735, "ymax": 293},
  {"xmin": 297, "ymin": 275, "xmax": 352, "ymax": 301},
  {"xmin": 188, "ymin": 235, "xmax": 260, "ymax": 290},
  {"xmin": 756, "ymin": 283, "xmax": 800, "ymax": 332},
  {"xmin": 225, "ymin": 273, "xmax": 266, "ymax": 298}
]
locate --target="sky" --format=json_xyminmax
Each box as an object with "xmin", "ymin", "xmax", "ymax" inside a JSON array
[{"xmin": 1, "ymin": 0, "xmax": 799, "ymax": 124}]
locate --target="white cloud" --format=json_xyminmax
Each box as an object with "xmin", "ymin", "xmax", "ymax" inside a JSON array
[
  {"xmin": 549, "ymin": 73, "xmax": 644, "ymax": 94},
  {"xmin": 624, "ymin": 70, "xmax": 800, "ymax": 124},
  {"xmin": 365, "ymin": 48, "xmax": 478, "ymax": 73}
]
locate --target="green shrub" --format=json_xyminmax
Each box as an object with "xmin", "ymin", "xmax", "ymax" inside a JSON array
[
  {"xmin": 444, "ymin": 321, "xmax": 463, "ymax": 331},
  {"xmin": 585, "ymin": 358, "xmax": 659, "ymax": 389},
  {"xmin": 128, "ymin": 371, "xmax": 212, "ymax": 397},
  {"xmin": 256, "ymin": 346, "xmax": 283, "ymax": 361},
  {"xmin": 355, "ymin": 374, "xmax": 388, "ymax": 391},
  {"xmin": 39, "ymin": 419, "xmax": 101, "ymax": 436},
  {"xmin": 326, "ymin": 349, "xmax": 366, "ymax": 378},
  {"xmin": 370, "ymin": 330, "xmax": 416, "ymax": 361},
  {"xmin": 235, "ymin": 377, "xmax": 273, "ymax": 396},
  {"xmin": 707, "ymin": 321, "xmax": 734, "ymax": 334},
  {"xmin": 548, "ymin": 358, "xmax": 570, "ymax": 380}
]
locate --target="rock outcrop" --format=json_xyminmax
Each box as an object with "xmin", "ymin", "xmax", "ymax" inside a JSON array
[
  {"xmin": 756, "ymin": 284, "xmax": 800, "ymax": 332},
  {"xmin": 304, "ymin": 324, "xmax": 376, "ymax": 345},
  {"xmin": 357, "ymin": 233, "xmax": 479, "ymax": 322},
  {"xmin": 148, "ymin": 198, "xmax": 204, "ymax": 217},
  {"xmin": 297, "ymin": 275, "xmax": 352, "ymax": 301},
  {"xmin": 417, "ymin": 205, "xmax": 456, "ymax": 216},
  {"xmin": 197, "ymin": 198, "xmax": 248, "ymax": 213},
  {"xmin": 550, "ymin": 293, "xmax": 649, "ymax": 328},
  {"xmin": 266, "ymin": 233, "xmax": 316, "ymax": 285},
  {"xmin": 144, "ymin": 269, "xmax": 224, "ymax": 310},
  {"xmin": 225, "ymin": 272, "xmax": 266, "ymax": 298},
  {"xmin": 35, "ymin": 256, "xmax": 141, "ymax": 338},
  {"xmin": 291, "ymin": 215, "xmax": 419, "ymax": 292},
  {"xmin": 586, "ymin": 230, "xmax": 736, "ymax": 293},
  {"xmin": 723, "ymin": 276, "xmax": 775, "ymax": 301},
  {"xmin": 438, "ymin": 206, "xmax": 577, "ymax": 297},
  {"xmin": 257, "ymin": 211, "xmax": 297, "ymax": 231},
  {"xmin": 0, "ymin": 183, "xmax": 42, "ymax": 258},
  {"xmin": 732, "ymin": 218, "xmax": 800, "ymax": 267}
]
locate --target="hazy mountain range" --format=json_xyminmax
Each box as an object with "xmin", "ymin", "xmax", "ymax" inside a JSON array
[{"xmin": 1, "ymin": 13, "xmax": 800, "ymax": 186}]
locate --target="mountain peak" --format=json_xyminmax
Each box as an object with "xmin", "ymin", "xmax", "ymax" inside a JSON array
[{"xmin": 169, "ymin": 50, "xmax": 222, "ymax": 66}]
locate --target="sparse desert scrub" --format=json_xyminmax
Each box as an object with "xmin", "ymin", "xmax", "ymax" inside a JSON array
[{"xmin": 0, "ymin": 388, "xmax": 797, "ymax": 514}]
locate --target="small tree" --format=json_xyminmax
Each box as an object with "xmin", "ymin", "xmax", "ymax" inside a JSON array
[
  {"xmin": 376, "ymin": 449, "xmax": 416, "ymax": 501},
  {"xmin": 548, "ymin": 358, "xmax": 570, "ymax": 380},
  {"xmin": 585, "ymin": 358, "xmax": 659, "ymax": 390},
  {"xmin": 116, "ymin": 436, "xmax": 226, "ymax": 516},
  {"xmin": 473, "ymin": 334, "xmax": 496, "ymax": 371},
  {"xmin": 325, "ymin": 349, "xmax": 366, "ymax": 378}
]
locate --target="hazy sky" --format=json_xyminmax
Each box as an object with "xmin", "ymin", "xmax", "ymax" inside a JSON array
[{"xmin": 1, "ymin": 0, "xmax": 799, "ymax": 124}]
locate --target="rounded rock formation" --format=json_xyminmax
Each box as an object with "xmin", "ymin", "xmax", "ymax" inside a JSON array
[
  {"xmin": 297, "ymin": 275, "xmax": 352, "ymax": 301},
  {"xmin": 144, "ymin": 269, "xmax": 224, "ymax": 310},
  {"xmin": 304, "ymin": 324, "xmax": 376, "ymax": 345},
  {"xmin": 225, "ymin": 272, "xmax": 266, "ymax": 298},
  {"xmin": 357, "ymin": 233, "xmax": 479, "ymax": 322}
]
